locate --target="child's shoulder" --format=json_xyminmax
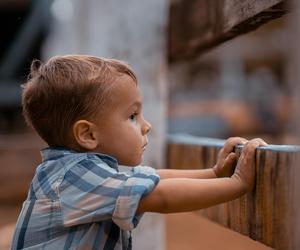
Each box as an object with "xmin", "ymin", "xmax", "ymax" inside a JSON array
[
  {"xmin": 55, "ymin": 151, "xmax": 119, "ymax": 176},
  {"xmin": 35, "ymin": 149, "xmax": 118, "ymax": 184}
]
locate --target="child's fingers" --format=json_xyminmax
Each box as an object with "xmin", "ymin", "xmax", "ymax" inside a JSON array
[
  {"xmin": 223, "ymin": 152, "xmax": 237, "ymax": 171},
  {"xmin": 224, "ymin": 152, "xmax": 237, "ymax": 165},
  {"xmin": 255, "ymin": 138, "xmax": 268, "ymax": 146},
  {"xmin": 237, "ymin": 138, "xmax": 267, "ymax": 164},
  {"xmin": 246, "ymin": 138, "xmax": 267, "ymax": 147},
  {"xmin": 223, "ymin": 137, "xmax": 248, "ymax": 154},
  {"xmin": 233, "ymin": 138, "xmax": 267, "ymax": 192},
  {"xmin": 241, "ymin": 139, "xmax": 261, "ymax": 161}
]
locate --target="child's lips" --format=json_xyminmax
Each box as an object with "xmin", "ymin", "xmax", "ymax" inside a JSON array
[{"xmin": 142, "ymin": 144, "xmax": 147, "ymax": 151}]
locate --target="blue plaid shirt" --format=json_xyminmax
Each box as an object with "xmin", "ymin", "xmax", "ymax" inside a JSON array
[{"xmin": 11, "ymin": 148, "xmax": 160, "ymax": 250}]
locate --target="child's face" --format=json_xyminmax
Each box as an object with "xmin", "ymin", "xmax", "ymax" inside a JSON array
[{"xmin": 93, "ymin": 74, "xmax": 151, "ymax": 166}]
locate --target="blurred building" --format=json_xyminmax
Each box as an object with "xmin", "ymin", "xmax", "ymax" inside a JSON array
[
  {"xmin": 0, "ymin": 0, "xmax": 50, "ymax": 133},
  {"xmin": 168, "ymin": 18, "xmax": 292, "ymax": 143}
]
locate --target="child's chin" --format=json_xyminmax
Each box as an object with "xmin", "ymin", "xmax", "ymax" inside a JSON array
[
  {"xmin": 120, "ymin": 158, "xmax": 142, "ymax": 167},
  {"xmin": 133, "ymin": 157, "xmax": 143, "ymax": 166},
  {"xmin": 131, "ymin": 159, "xmax": 142, "ymax": 166}
]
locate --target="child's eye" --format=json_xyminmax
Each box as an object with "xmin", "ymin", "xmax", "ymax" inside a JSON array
[{"xmin": 129, "ymin": 113, "xmax": 137, "ymax": 121}]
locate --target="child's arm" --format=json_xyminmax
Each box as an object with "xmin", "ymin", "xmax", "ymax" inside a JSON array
[
  {"xmin": 157, "ymin": 137, "xmax": 248, "ymax": 180},
  {"xmin": 156, "ymin": 169, "xmax": 218, "ymax": 179},
  {"xmin": 137, "ymin": 138, "xmax": 266, "ymax": 214}
]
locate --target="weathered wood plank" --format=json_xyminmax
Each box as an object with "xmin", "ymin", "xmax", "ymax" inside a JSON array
[
  {"xmin": 169, "ymin": 0, "xmax": 288, "ymax": 62},
  {"xmin": 167, "ymin": 134, "xmax": 300, "ymax": 250}
]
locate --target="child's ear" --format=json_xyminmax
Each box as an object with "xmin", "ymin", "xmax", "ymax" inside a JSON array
[{"xmin": 72, "ymin": 120, "xmax": 98, "ymax": 150}]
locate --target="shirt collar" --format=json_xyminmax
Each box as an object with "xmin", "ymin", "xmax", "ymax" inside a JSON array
[{"xmin": 40, "ymin": 147, "xmax": 119, "ymax": 170}]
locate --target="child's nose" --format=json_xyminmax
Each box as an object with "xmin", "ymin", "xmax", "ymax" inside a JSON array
[{"xmin": 142, "ymin": 120, "xmax": 151, "ymax": 135}]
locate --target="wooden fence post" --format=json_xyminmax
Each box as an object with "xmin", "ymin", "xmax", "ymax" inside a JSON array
[{"xmin": 167, "ymin": 134, "xmax": 300, "ymax": 250}]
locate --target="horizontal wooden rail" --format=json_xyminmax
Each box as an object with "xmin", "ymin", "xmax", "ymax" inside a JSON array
[
  {"xmin": 169, "ymin": 0, "xmax": 287, "ymax": 62},
  {"xmin": 167, "ymin": 134, "xmax": 300, "ymax": 250}
]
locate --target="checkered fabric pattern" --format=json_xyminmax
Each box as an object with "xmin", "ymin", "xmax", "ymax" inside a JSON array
[{"xmin": 11, "ymin": 148, "xmax": 160, "ymax": 250}]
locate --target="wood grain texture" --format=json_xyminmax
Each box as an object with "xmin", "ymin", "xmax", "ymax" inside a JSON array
[
  {"xmin": 167, "ymin": 134, "xmax": 300, "ymax": 250},
  {"xmin": 168, "ymin": 0, "xmax": 287, "ymax": 62}
]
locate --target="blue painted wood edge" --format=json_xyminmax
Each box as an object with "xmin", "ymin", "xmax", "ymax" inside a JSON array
[{"xmin": 168, "ymin": 133, "xmax": 300, "ymax": 153}]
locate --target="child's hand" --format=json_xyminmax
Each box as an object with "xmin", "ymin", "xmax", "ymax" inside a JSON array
[
  {"xmin": 213, "ymin": 137, "xmax": 248, "ymax": 178},
  {"xmin": 232, "ymin": 138, "xmax": 268, "ymax": 192}
]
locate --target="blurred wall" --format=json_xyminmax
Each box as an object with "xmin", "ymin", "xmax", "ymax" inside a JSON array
[
  {"xmin": 287, "ymin": 0, "xmax": 300, "ymax": 248},
  {"xmin": 43, "ymin": 0, "xmax": 168, "ymax": 249}
]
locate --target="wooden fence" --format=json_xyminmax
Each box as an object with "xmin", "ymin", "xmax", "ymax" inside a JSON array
[{"xmin": 167, "ymin": 134, "xmax": 300, "ymax": 250}]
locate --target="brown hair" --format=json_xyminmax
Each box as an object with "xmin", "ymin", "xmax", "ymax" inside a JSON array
[{"xmin": 22, "ymin": 55, "xmax": 137, "ymax": 147}]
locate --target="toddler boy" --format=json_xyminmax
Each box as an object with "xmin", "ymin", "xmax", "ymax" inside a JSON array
[{"xmin": 11, "ymin": 55, "xmax": 266, "ymax": 249}]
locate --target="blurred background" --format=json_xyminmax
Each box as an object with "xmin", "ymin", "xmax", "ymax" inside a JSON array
[{"xmin": 0, "ymin": 0, "xmax": 298, "ymax": 249}]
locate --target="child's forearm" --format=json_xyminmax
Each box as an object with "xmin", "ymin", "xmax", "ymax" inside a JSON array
[
  {"xmin": 137, "ymin": 177, "xmax": 245, "ymax": 214},
  {"xmin": 156, "ymin": 169, "xmax": 217, "ymax": 179},
  {"xmin": 138, "ymin": 139, "xmax": 264, "ymax": 214}
]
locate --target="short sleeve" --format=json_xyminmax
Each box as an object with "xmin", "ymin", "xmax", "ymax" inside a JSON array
[
  {"xmin": 113, "ymin": 165, "xmax": 160, "ymax": 229},
  {"xmin": 58, "ymin": 158, "xmax": 160, "ymax": 231},
  {"xmin": 132, "ymin": 165, "xmax": 158, "ymax": 176}
]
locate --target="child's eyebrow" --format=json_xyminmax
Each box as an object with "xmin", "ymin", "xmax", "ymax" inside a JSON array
[{"xmin": 130, "ymin": 101, "xmax": 142, "ymax": 109}]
